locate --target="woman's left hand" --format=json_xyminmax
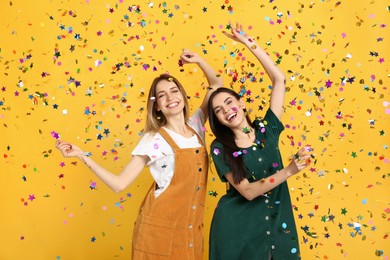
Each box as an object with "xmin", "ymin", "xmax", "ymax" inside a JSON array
[
  {"xmin": 286, "ymin": 147, "xmax": 313, "ymax": 176},
  {"xmin": 223, "ymin": 21, "xmax": 253, "ymax": 45}
]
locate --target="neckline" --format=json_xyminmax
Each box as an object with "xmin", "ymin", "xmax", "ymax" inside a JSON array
[{"xmin": 163, "ymin": 126, "xmax": 196, "ymax": 139}]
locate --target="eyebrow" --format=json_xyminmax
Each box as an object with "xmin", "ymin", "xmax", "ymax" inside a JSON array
[
  {"xmin": 213, "ymin": 97, "xmax": 232, "ymax": 111},
  {"xmin": 156, "ymin": 86, "xmax": 179, "ymax": 95}
]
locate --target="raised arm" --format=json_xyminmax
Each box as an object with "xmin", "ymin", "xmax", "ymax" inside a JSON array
[
  {"xmin": 180, "ymin": 50, "xmax": 223, "ymax": 119},
  {"xmin": 55, "ymin": 140, "xmax": 148, "ymax": 193},
  {"xmin": 223, "ymin": 22, "xmax": 286, "ymax": 120},
  {"xmin": 225, "ymin": 147, "xmax": 311, "ymax": 201}
]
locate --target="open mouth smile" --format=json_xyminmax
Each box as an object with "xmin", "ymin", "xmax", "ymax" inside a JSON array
[
  {"xmin": 226, "ymin": 112, "xmax": 237, "ymax": 121},
  {"xmin": 167, "ymin": 102, "xmax": 179, "ymax": 108}
]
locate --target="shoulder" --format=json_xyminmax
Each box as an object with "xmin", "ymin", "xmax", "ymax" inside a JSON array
[
  {"xmin": 211, "ymin": 138, "xmax": 223, "ymax": 149},
  {"xmin": 188, "ymin": 108, "xmax": 206, "ymax": 141},
  {"xmin": 253, "ymin": 108, "xmax": 284, "ymax": 137},
  {"xmin": 137, "ymin": 131, "xmax": 160, "ymax": 144},
  {"xmin": 133, "ymin": 131, "xmax": 171, "ymax": 154},
  {"xmin": 188, "ymin": 108, "xmax": 206, "ymax": 128},
  {"xmin": 210, "ymin": 139, "xmax": 224, "ymax": 156}
]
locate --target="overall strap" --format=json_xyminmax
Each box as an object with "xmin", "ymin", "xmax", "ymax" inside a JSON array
[
  {"xmin": 158, "ymin": 124, "xmax": 205, "ymax": 149},
  {"xmin": 186, "ymin": 124, "xmax": 205, "ymax": 147},
  {"xmin": 159, "ymin": 127, "xmax": 180, "ymax": 150}
]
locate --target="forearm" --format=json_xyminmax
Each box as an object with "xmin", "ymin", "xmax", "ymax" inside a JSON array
[
  {"xmin": 197, "ymin": 59, "xmax": 223, "ymax": 86},
  {"xmin": 243, "ymin": 39, "xmax": 285, "ymax": 85},
  {"xmin": 240, "ymin": 166, "xmax": 294, "ymax": 201},
  {"xmin": 78, "ymin": 154, "xmax": 125, "ymax": 193}
]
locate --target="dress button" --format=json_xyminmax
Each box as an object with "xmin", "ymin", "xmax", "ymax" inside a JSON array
[
  {"xmin": 188, "ymin": 224, "xmax": 193, "ymax": 229},
  {"xmin": 198, "ymin": 168, "xmax": 202, "ymax": 172},
  {"xmin": 271, "ymin": 245, "xmax": 275, "ymax": 250},
  {"xmin": 192, "ymin": 205, "xmax": 197, "ymax": 210},
  {"xmin": 266, "ymin": 231, "xmax": 271, "ymax": 235},
  {"xmin": 195, "ymin": 149, "xmax": 199, "ymax": 153},
  {"xmin": 189, "ymin": 242, "xmax": 193, "ymax": 248},
  {"xmin": 265, "ymin": 216, "xmax": 269, "ymax": 221}
]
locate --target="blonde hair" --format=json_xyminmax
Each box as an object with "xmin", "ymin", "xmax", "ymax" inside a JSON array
[{"xmin": 144, "ymin": 74, "xmax": 190, "ymax": 133}]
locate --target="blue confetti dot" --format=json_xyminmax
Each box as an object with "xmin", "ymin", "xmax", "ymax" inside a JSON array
[{"xmin": 291, "ymin": 248, "xmax": 297, "ymax": 254}]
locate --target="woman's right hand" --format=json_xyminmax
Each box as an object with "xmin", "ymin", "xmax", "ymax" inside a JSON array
[{"xmin": 55, "ymin": 140, "xmax": 83, "ymax": 158}]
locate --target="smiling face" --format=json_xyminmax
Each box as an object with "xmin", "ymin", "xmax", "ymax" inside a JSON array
[
  {"xmin": 211, "ymin": 91, "xmax": 246, "ymax": 129},
  {"xmin": 154, "ymin": 79, "xmax": 186, "ymax": 117}
]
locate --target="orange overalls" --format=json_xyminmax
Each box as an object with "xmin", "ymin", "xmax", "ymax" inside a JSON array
[{"xmin": 132, "ymin": 127, "xmax": 208, "ymax": 260}]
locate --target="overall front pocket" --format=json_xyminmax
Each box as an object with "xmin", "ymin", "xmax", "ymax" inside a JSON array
[{"xmin": 134, "ymin": 213, "xmax": 177, "ymax": 256}]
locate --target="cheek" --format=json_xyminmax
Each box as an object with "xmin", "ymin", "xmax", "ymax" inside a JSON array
[{"xmin": 215, "ymin": 113, "xmax": 225, "ymax": 123}]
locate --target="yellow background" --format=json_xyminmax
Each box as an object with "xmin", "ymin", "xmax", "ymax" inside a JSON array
[{"xmin": 1, "ymin": 1, "xmax": 389, "ymax": 259}]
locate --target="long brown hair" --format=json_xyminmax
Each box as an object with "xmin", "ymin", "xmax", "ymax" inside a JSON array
[
  {"xmin": 208, "ymin": 88, "xmax": 253, "ymax": 184},
  {"xmin": 144, "ymin": 74, "xmax": 190, "ymax": 133}
]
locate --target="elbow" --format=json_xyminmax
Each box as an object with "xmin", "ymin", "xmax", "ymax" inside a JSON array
[
  {"xmin": 112, "ymin": 184, "xmax": 125, "ymax": 194},
  {"xmin": 272, "ymin": 75, "xmax": 286, "ymax": 87},
  {"xmin": 241, "ymin": 192, "xmax": 257, "ymax": 201},
  {"xmin": 113, "ymin": 188, "xmax": 122, "ymax": 194},
  {"xmin": 215, "ymin": 77, "xmax": 224, "ymax": 86}
]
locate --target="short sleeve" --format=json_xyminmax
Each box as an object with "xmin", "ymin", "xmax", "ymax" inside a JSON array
[
  {"xmin": 255, "ymin": 108, "xmax": 284, "ymax": 138},
  {"xmin": 131, "ymin": 132, "xmax": 173, "ymax": 165},
  {"xmin": 210, "ymin": 140, "xmax": 231, "ymax": 182},
  {"xmin": 188, "ymin": 108, "xmax": 206, "ymax": 144}
]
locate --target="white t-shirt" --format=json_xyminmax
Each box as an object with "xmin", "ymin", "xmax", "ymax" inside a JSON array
[{"xmin": 132, "ymin": 109, "xmax": 206, "ymax": 197}]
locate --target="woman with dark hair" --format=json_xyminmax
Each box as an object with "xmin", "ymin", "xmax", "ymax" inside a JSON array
[
  {"xmin": 208, "ymin": 22, "xmax": 312, "ymax": 260},
  {"xmin": 56, "ymin": 50, "xmax": 222, "ymax": 259}
]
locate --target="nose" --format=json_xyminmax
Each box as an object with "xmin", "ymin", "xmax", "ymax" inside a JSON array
[
  {"xmin": 165, "ymin": 93, "xmax": 173, "ymax": 101},
  {"xmin": 221, "ymin": 105, "xmax": 229, "ymax": 114}
]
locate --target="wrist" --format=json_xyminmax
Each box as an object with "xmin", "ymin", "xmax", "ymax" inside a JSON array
[
  {"xmin": 277, "ymin": 167, "xmax": 292, "ymax": 180},
  {"xmin": 78, "ymin": 151, "xmax": 91, "ymax": 160},
  {"xmin": 244, "ymin": 39, "xmax": 258, "ymax": 49}
]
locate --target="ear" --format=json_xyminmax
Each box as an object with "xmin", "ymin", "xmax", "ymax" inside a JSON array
[
  {"xmin": 239, "ymin": 98, "xmax": 246, "ymax": 109},
  {"xmin": 153, "ymin": 100, "xmax": 161, "ymax": 112}
]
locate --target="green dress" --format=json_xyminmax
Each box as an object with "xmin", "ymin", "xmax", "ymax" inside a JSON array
[{"xmin": 209, "ymin": 109, "xmax": 300, "ymax": 260}]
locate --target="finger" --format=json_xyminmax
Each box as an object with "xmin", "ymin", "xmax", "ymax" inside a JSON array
[
  {"xmin": 222, "ymin": 31, "xmax": 235, "ymax": 39},
  {"xmin": 180, "ymin": 55, "xmax": 190, "ymax": 62},
  {"xmin": 229, "ymin": 21, "xmax": 234, "ymax": 32}
]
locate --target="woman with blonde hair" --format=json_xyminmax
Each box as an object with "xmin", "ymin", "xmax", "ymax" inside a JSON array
[{"xmin": 56, "ymin": 50, "xmax": 222, "ymax": 259}]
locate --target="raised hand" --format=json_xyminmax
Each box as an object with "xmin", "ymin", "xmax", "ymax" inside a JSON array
[
  {"xmin": 179, "ymin": 49, "xmax": 203, "ymax": 65},
  {"xmin": 222, "ymin": 21, "xmax": 253, "ymax": 45}
]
